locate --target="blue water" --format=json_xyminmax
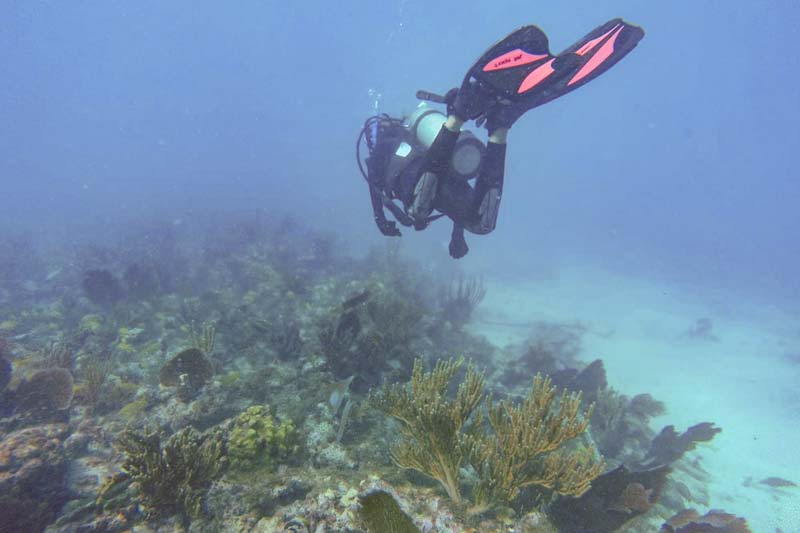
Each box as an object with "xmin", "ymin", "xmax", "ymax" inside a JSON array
[
  {"xmin": 2, "ymin": 1, "xmax": 799, "ymax": 530},
  {"xmin": 3, "ymin": 1, "xmax": 799, "ymax": 304}
]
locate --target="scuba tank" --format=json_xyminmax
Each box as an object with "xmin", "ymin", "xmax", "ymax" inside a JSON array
[
  {"xmin": 401, "ymin": 102, "xmax": 485, "ymax": 180},
  {"xmin": 356, "ymin": 101, "xmax": 486, "ymax": 228}
]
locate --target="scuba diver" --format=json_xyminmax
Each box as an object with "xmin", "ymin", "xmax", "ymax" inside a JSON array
[{"xmin": 357, "ymin": 19, "xmax": 645, "ymax": 258}]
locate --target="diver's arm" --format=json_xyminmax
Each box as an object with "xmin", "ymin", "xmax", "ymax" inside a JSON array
[
  {"xmin": 365, "ymin": 145, "xmax": 402, "ymax": 237},
  {"xmin": 369, "ymin": 185, "xmax": 401, "ymax": 237},
  {"xmin": 448, "ymin": 222, "xmax": 469, "ymax": 259},
  {"xmin": 368, "ymin": 183, "xmax": 385, "ymax": 222}
]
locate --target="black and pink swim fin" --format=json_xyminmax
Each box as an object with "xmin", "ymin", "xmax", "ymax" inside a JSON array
[{"xmin": 465, "ymin": 18, "xmax": 645, "ymax": 114}]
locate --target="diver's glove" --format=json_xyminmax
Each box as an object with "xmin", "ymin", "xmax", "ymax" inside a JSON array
[
  {"xmin": 484, "ymin": 101, "xmax": 526, "ymax": 134},
  {"xmin": 375, "ymin": 217, "xmax": 401, "ymax": 237},
  {"xmin": 448, "ymin": 224, "xmax": 469, "ymax": 259},
  {"xmin": 446, "ymin": 80, "xmax": 493, "ymax": 121}
]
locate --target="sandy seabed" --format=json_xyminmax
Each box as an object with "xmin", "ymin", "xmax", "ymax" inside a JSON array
[{"xmin": 473, "ymin": 264, "xmax": 800, "ymax": 533}]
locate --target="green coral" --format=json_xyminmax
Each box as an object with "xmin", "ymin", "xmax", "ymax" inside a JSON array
[
  {"xmin": 140, "ymin": 340, "xmax": 162, "ymax": 357},
  {"xmin": 116, "ymin": 326, "xmax": 144, "ymax": 354},
  {"xmin": 218, "ymin": 370, "xmax": 241, "ymax": 387},
  {"xmin": 109, "ymin": 426, "xmax": 226, "ymax": 519},
  {"xmin": 102, "ymin": 380, "xmax": 138, "ymax": 408},
  {"xmin": 228, "ymin": 405, "xmax": 298, "ymax": 474},
  {"xmin": 78, "ymin": 313, "xmax": 104, "ymax": 334},
  {"xmin": 118, "ymin": 396, "xmax": 149, "ymax": 421}
]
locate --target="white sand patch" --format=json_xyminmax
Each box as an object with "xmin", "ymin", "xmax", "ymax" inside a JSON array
[{"xmin": 471, "ymin": 264, "xmax": 800, "ymax": 532}]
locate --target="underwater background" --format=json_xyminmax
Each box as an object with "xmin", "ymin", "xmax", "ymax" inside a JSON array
[{"xmin": 1, "ymin": 1, "xmax": 798, "ymax": 532}]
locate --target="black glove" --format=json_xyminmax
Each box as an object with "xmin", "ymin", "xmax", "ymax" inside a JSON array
[
  {"xmin": 446, "ymin": 81, "xmax": 492, "ymax": 121},
  {"xmin": 448, "ymin": 226, "xmax": 469, "ymax": 259},
  {"xmin": 375, "ymin": 217, "xmax": 401, "ymax": 237},
  {"xmin": 484, "ymin": 101, "xmax": 524, "ymax": 134}
]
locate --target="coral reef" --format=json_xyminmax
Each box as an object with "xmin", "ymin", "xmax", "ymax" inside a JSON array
[
  {"xmin": 757, "ymin": 476, "xmax": 797, "ymax": 487},
  {"xmin": 159, "ymin": 347, "xmax": 214, "ymax": 401},
  {"xmin": 591, "ymin": 389, "xmax": 666, "ymax": 464},
  {"xmin": 81, "ymin": 269, "xmax": 124, "ymax": 307},
  {"xmin": 463, "ymin": 374, "xmax": 604, "ymax": 513},
  {"xmin": 228, "ymin": 405, "xmax": 298, "ymax": 474},
  {"xmin": 0, "ymin": 354, "xmax": 10, "ymax": 393},
  {"xmin": 551, "ymin": 357, "xmax": 608, "ymax": 403},
  {"xmin": 661, "ymin": 508, "xmax": 752, "ymax": 532},
  {"xmin": 437, "ymin": 274, "xmax": 486, "ymax": 329},
  {"xmin": 374, "ymin": 358, "xmax": 602, "ymax": 515},
  {"xmin": 189, "ymin": 320, "xmax": 217, "ymax": 356},
  {"xmin": 549, "ymin": 463, "xmax": 671, "ymax": 532},
  {"xmin": 270, "ymin": 318, "xmax": 303, "ymax": 360},
  {"xmin": 320, "ymin": 286, "xmax": 423, "ymax": 390},
  {"xmin": 638, "ymin": 423, "xmax": 722, "ymax": 469},
  {"xmin": 373, "ymin": 358, "xmax": 484, "ymax": 504},
  {"xmin": 359, "ymin": 490, "xmax": 419, "ymax": 532},
  {"xmin": 106, "ymin": 426, "xmax": 226, "ymax": 519},
  {"xmin": 0, "ymin": 213, "xmax": 758, "ymax": 531},
  {"xmin": 123, "ymin": 262, "xmax": 163, "ymax": 300},
  {"xmin": 40, "ymin": 340, "xmax": 73, "ymax": 370},
  {"xmin": 0, "ymin": 423, "xmax": 71, "ymax": 533},
  {"xmin": 13, "ymin": 367, "xmax": 74, "ymax": 416},
  {"xmin": 500, "ymin": 321, "xmax": 587, "ymax": 387},
  {"xmin": 75, "ymin": 356, "xmax": 111, "ymax": 413}
]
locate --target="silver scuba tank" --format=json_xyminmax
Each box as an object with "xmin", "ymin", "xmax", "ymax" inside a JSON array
[{"xmin": 402, "ymin": 102, "xmax": 485, "ymax": 180}]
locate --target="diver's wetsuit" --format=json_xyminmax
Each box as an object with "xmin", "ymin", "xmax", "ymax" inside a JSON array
[{"xmin": 366, "ymin": 122, "xmax": 506, "ymax": 256}]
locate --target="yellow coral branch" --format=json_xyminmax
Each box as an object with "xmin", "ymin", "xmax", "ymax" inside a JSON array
[{"xmin": 373, "ymin": 358, "xmax": 484, "ymax": 503}]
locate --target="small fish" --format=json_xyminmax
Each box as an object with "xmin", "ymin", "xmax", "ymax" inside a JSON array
[
  {"xmin": 342, "ymin": 289, "xmax": 371, "ymax": 310},
  {"xmin": 760, "ymin": 477, "xmax": 797, "ymax": 488},
  {"xmin": 45, "ymin": 268, "xmax": 63, "ymax": 281},
  {"xmin": 329, "ymin": 375, "xmax": 355, "ymax": 411},
  {"xmin": 674, "ymin": 481, "xmax": 693, "ymax": 501},
  {"xmin": 21, "ymin": 280, "xmax": 38, "ymax": 292}
]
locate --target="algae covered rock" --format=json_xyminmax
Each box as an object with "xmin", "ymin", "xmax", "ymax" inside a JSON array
[
  {"xmin": 14, "ymin": 367, "xmax": 74, "ymax": 415},
  {"xmin": 0, "ymin": 423, "xmax": 71, "ymax": 532},
  {"xmin": 228, "ymin": 405, "xmax": 298, "ymax": 474}
]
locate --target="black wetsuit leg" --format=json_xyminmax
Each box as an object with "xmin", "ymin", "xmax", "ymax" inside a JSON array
[
  {"xmin": 472, "ymin": 141, "xmax": 506, "ymax": 217},
  {"xmin": 433, "ymin": 175, "xmax": 476, "ymax": 224},
  {"xmin": 407, "ymin": 126, "xmax": 461, "ymax": 223},
  {"xmin": 469, "ymin": 141, "xmax": 506, "ymax": 234},
  {"xmin": 434, "ymin": 141, "xmax": 507, "ymax": 235},
  {"xmin": 395, "ymin": 157, "xmax": 425, "ymax": 208}
]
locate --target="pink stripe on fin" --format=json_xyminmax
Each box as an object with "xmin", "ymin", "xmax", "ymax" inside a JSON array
[
  {"xmin": 483, "ymin": 49, "xmax": 549, "ymax": 72},
  {"xmin": 568, "ymin": 26, "xmax": 623, "ymax": 86},
  {"xmin": 518, "ymin": 58, "xmax": 556, "ymax": 93},
  {"xmin": 575, "ymin": 23, "xmax": 620, "ymax": 56}
]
